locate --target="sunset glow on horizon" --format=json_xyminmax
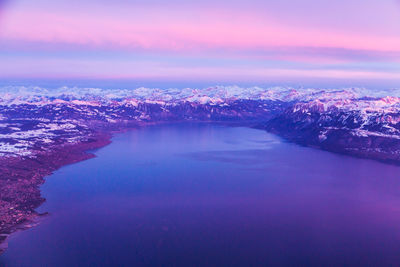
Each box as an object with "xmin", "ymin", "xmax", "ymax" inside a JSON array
[{"xmin": 0, "ymin": 0, "xmax": 400, "ymax": 84}]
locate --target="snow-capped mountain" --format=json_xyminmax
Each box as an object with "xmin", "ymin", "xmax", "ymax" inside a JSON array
[
  {"xmin": 0, "ymin": 86, "xmax": 295, "ymax": 157},
  {"xmin": 2, "ymin": 84, "xmax": 400, "ymax": 252},
  {"xmin": 1, "ymin": 85, "xmax": 393, "ymax": 106},
  {"xmin": 265, "ymin": 94, "xmax": 400, "ymax": 163},
  {"xmin": 1, "ymin": 85, "xmax": 400, "ymax": 160}
]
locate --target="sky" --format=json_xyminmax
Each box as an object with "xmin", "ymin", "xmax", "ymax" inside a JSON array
[{"xmin": 0, "ymin": 0, "xmax": 400, "ymax": 87}]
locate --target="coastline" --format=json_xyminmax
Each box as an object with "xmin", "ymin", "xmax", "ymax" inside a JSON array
[
  {"xmin": 0, "ymin": 120, "xmax": 258, "ymax": 253},
  {"xmin": 0, "ymin": 132, "xmax": 112, "ymax": 254},
  {"xmin": 2, "ymin": 118, "xmax": 400, "ymax": 254},
  {"xmin": 263, "ymin": 122, "xmax": 400, "ymax": 166}
]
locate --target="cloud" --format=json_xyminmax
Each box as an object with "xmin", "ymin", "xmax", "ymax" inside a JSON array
[
  {"xmin": 1, "ymin": 0, "xmax": 399, "ymax": 82},
  {"xmin": 0, "ymin": 54, "xmax": 399, "ymax": 82},
  {"xmin": 1, "ymin": 3, "xmax": 400, "ymax": 54}
]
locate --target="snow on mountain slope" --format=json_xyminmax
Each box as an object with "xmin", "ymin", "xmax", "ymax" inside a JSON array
[
  {"xmin": 1, "ymin": 85, "xmax": 400, "ymax": 162},
  {"xmin": 1, "ymin": 85, "xmax": 395, "ymax": 105},
  {"xmin": 3, "ymin": 85, "xmax": 400, "ymax": 254},
  {"xmin": 265, "ymin": 92, "xmax": 400, "ymax": 163},
  {"xmin": 0, "ymin": 85, "xmax": 294, "ymax": 157}
]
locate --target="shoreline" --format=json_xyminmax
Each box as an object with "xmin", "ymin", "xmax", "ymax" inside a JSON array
[
  {"xmin": 0, "ymin": 121, "xmax": 244, "ymax": 254},
  {"xmin": 2, "ymin": 120, "xmax": 400, "ymax": 254},
  {"xmin": 0, "ymin": 132, "xmax": 113, "ymax": 254}
]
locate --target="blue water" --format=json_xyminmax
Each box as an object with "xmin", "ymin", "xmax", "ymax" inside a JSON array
[{"xmin": 2, "ymin": 123, "xmax": 400, "ymax": 266}]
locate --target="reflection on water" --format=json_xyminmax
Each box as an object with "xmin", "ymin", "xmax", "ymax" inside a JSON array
[{"xmin": 2, "ymin": 123, "xmax": 400, "ymax": 266}]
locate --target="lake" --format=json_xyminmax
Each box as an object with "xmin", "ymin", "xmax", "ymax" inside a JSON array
[{"xmin": 2, "ymin": 123, "xmax": 400, "ymax": 266}]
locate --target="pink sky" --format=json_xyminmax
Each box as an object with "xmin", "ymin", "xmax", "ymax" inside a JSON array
[{"xmin": 0, "ymin": 0, "xmax": 399, "ymax": 83}]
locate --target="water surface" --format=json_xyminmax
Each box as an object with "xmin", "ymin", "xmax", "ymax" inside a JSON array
[{"xmin": 2, "ymin": 123, "xmax": 400, "ymax": 266}]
